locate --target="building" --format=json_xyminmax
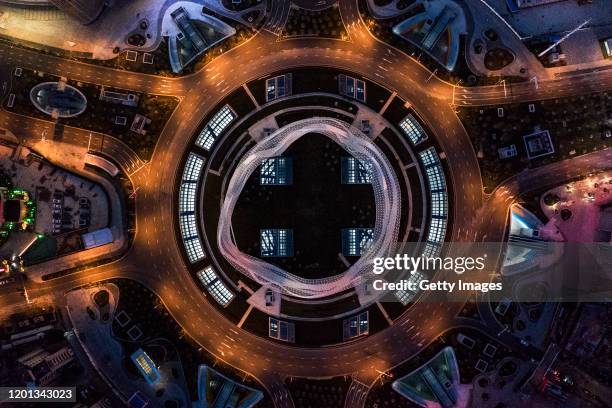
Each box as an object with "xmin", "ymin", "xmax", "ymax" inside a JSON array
[
  {"xmin": 392, "ymin": 3, "xmax": 465, "ymax": 71},
  {"xmin": 392, "ymin": 347, "xmax": 461, "ymax": 408},
  {"xmin": 523, "ymin": 129, "xmax": 555, "ymax": 159},
  {"xmin": 99, "ymin": 87, "xmax": 139, "ymax": 107},
  {"xmin": 193, "ymin": 365, "xmax": 263, "ymax": 408},
  {"xmin": 30, "ymin": 81, "xmax": 87, "ymax": 119},
  {"xmin": 49, "ymin": 0, "xmax": 106, "ymax": 25},
  {"xmin": 130, "ymin": 349, "xmax": 161, "ymax": 385},
  {"xmin": 20, "ymin": 346, "xmax": 75, "ymax": 386}
]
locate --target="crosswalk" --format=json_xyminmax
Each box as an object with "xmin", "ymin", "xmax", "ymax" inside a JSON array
[
  {"xmin": 263, "ymin": 0, "xmax": 290, "ymax": 36},
  {"xmin": 18, "ymin": 7, "xmax": 66, "ymax": 21}
]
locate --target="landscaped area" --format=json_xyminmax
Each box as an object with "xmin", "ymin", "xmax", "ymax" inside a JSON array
[
  {"xmin": 106, "ymin": 278, "xmax": 273, "ymax": 405},
  {"xmin": 458, "ymin": 92, "xmax": 612, "ymax": 190},
  {"xmin": 4, "ymin": 68, "xmax": 179, "ymax": 160},
  {"xmin": 282, "ymin": 4, "xmax": 348, "ymax": 40}
]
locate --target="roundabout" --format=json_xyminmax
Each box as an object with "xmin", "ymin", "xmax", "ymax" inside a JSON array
[
  {"xmin": 0, "ymin": 0, "xmax": 610, "ymax": 406},
  {"xmin": 171, "ymin": 64, "xmax": 476, "ymax": 351},
  {"xmin": 0, "ymin": 3, "xmax": 493, "ymax": 404}
]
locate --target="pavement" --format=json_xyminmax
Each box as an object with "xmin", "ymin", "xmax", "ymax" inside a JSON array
[{"xmin": 0, "ymin": 1, "xmax": 612, "ymax": 407}]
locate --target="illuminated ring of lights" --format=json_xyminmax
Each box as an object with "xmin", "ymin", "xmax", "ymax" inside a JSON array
[{"xmin": 217, "ymin": 117, "xmax": 402, "ymax": 298}]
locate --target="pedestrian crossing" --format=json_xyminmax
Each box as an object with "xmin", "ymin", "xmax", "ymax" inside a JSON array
[{"xmin": 18, "ymin": 7, "xmax": 66, "ymax": 21}]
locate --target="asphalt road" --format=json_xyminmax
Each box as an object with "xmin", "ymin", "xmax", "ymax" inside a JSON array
[{"xmin": 1, "ymin": 1, "xmax": 612, "ymax": 406}]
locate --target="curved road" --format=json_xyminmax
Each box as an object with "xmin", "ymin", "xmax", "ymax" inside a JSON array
[{"xmin": 1, "ymin": 1, "xmax": 612, "ymax": 406}]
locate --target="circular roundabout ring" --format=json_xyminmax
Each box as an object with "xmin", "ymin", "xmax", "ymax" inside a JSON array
[{"xmin": 173, "ymin": 65, "xmax": 467, "ymax": 350}]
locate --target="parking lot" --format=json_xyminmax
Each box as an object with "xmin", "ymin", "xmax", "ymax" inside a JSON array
[{"xmin": 0, "ymin": 144, "xmax": 109, "ymax": 236}]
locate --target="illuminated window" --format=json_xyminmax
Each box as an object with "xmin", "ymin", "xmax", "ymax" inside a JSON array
[
  {"xmin": 339, "ymin": 74, "xmax": 366, "ymax": 102},
  {"xmin": 419, "ymin": 148, "xmax": 438, "ymax": 166},
  {"xmin": 269, "ymin": 317, "xmax": 295, "ymax": 342},
  {"xmin": 260, "ymin": 157, "xmax": 293, "ymax": 185},
  {"xmin": 195, "ymin": 105, "xmax": 236, "ymax": 150},
  {"xmin": 431, "ymin": 191, "xmax": 447, "ymax": 218},
  {"xmin": 179, "ymin": 182, "xmax": 197, "ymax": 214},
  {"xmin": 419, "ymin": 147, "xmax": 448, "ymax": 248},
  {"xmin": 341, "ymin": 157, "xmax": 372, "ymax": 184},
  {"xmin": 342, "ymin": 228, "xmax": 374, "ymax": 256},
  {"xmin": 183, "ymin": 153, "xmax": 205, "ymax": 181},
  {"xmin": 183, "ymin": 237, "xmax": 205, "ymax": 263},
  {"xmin": 427, "ymin": 218, "xmax": 446, "ymax": 245},
  {"xmin": 130, "ymin": 349, "xmax": 160, "ymax": 385},
  {"xmin": 343, "ymin": 311, "xmax": 369, "ymax": 340},
  {"xmin": 180, "ymin": 214, "xmax": 204, "ymax": 263},
  {"xmin": 260, "ymin": 229, "xmax": 293, "ymax": 257},
  {"xmin": 399, "ymin": 114, "xmax": 427, "ymax": 145},
  {"xmin": 396, "ymin": 289, "xmax": 414, "ymax": 306},
  {"xmin": 196, "ymin": 266, "xmax": 234, "ymax": 307},
  {"xmin": 266, "ymin": 74, "xmax": 292, "ymax": 101}
]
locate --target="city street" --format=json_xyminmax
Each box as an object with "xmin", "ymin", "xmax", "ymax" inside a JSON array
[{"xmin": 1, "ymin": 1, "xmax": 611, "ymax": 407}]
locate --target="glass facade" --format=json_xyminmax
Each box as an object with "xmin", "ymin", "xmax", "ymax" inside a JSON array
[
  {"xmin": 342, "ymin": 228, "xmax": 374, "ymax": 256},
  {"xmin": 341, "ymin": 157, "xmax": 372, "ymax": 184},
  {"xmin": 178, "ymin": 152, "xmax": 207, "ymax": 263},
  {"xmin": 339, "ymin": 74, "xmax": 366, "ymax": 102},
  {"xmin": 260, "ymin": 229, "xmax": 294, "ymax": 257},
  {"xmin": 419, "ymin": 147, "xmax": 448, "ymax": 257},
  {"xmin": 260, "ymin": 157, "xmax": 293, "ymax": 185},
  {"xmin": 265, "ymin": 74, "xmax": 292, "ymax": 101},
  {"xmin": 269, "ymin": 317, "xmax": 295, "ymax": 342},
  {"xmin": 195, "ymin": 105, "xmax": 236, "ymax": 150},
  {"xmin": 196, "ymin": 266, "xmax": 234, "ymax": 306},
  {"xmin": 399, "ymin": 114, "xmax": 427, "ymax": 145},
  {"xmin": 343, "ymin": 311, "xmax": 369, "ymax": 340}
]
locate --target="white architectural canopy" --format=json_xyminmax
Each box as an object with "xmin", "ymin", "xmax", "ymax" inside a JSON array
[{"xmin": 217, "ymin": 118, "xmax": 402, "ymax": 298}]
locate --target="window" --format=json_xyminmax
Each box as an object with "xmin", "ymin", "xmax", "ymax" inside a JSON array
[
  {"xmin": 178, "ymin": 153, "xmax": 206, "ymax": 263},
  {"xmin": 342, "ymin": 228, "xmax": 374, "ymax": 256},
  {"xmin": 341, "ymin": 157, "xmax": 372, "ymax": 184},
  {"xmin": 265, "ymin": 74, "xmax": 292, "ymax": 101},
  {"xmin": 180, "ymin": 214, "xmax": 204, "ymax": 263},
  {"xmin": 399, "ymin": 114, "xmax": 427, "ymax": 145},
  {"xmin": 396, "ymin": 289, "xmax": 415, "ymax": 306},
  {"xmin": 430, "ymin": 191, "xmax": 447, "ymax": 218},
  {"xmin": 195, "ymin": 105, "xmax": 236, "ymax": 150},
  {"xmin": 427, "ymin": 217, "xmax": 446, "ymax": 244},
  {"xmin": 260, "ymin": 157, "xmax": 293, "ymax": 185},
  {"xmin": 179, "ymin": 182, "xmax": 197, "ymax": 214},
  {"xmin": 183, "ymin": 153, "xmax": 205, "ymax": 181},
  {"xmin": 183, "ymin": 237, "xmax": 205, "ymax": 263},
  {"xmin": 419, "ymin": 147, "xmax": 438, "ymax": 167},
  {"xmin": 260, "ymin": 229, "xmax": 294, "ymax": 257},
  {"xmin": 180, "ymin": 213, "xmax": 198, "ymax": 239},
  {"xmin": 343, "ymin": 311, "xmax": 369, "ymax": 340},
  {"xmin": 196, "ymin": 266, "xmax": 234, "ymax": 306},
  {"xmin": 269, "ymin": 317, "xmax": 295, "ymax": 342},
  {"xmin": 339, "ymin": 74, "xmax": 366, "ymax": 102}
]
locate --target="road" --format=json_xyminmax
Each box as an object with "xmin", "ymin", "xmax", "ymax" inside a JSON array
[{"xmin": 1, "ymin": 1, "xmax": 612, "ymax": 406}]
